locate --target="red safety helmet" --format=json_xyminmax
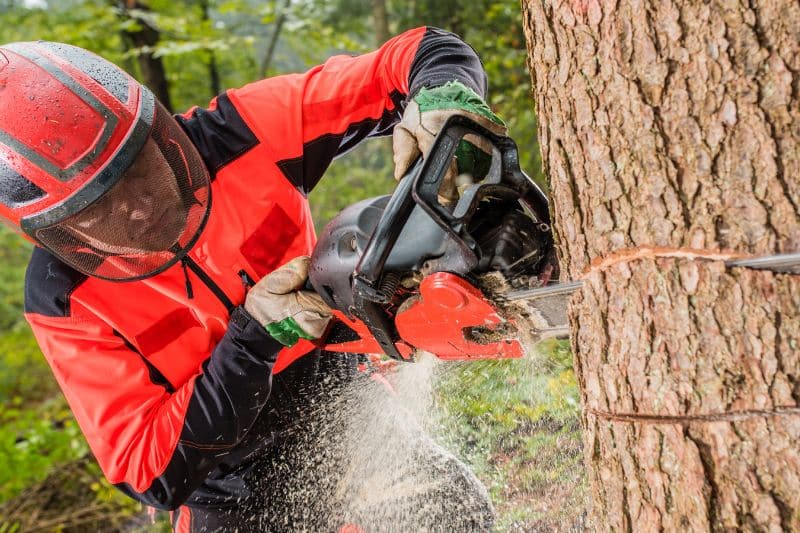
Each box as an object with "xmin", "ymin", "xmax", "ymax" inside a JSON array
[{"xmin": 0, "ymin": 41, "xmax": 210, "ymax": 281}]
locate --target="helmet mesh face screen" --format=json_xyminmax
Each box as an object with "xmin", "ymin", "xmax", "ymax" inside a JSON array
[{"xmin": 35, "ymin": 102, "xmax": 211, "ymax": 281}]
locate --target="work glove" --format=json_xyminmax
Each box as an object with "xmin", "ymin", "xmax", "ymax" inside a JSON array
[
  {"xmin": 392, "ymin": 81, "xmax": 507, "ymax": 203},
  {"xmin": 244, "ymin": 256, "xmax": 332, "ymax": 347}
]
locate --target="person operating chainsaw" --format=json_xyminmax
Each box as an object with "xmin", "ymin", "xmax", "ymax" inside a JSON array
[{"xmin": 0, "ymin": 27, "xmax": 506, "ymax": 531}]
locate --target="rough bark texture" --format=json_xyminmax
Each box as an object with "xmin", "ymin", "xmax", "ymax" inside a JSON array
[{"xmin": 521, "ymin": 0, "xmax": 800, "ymax": 529}]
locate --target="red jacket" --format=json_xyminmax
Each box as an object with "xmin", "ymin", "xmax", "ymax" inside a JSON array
[{"xmin": 24, "ymin": 27, "xmax": 488, "ymax": 510}]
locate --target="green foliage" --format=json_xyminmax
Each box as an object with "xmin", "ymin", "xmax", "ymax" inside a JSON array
[
  {"xmin": 0, "ymin": 226, "xmax": 55, "ymax": 406},
  {"xmin": 437, "ymin": 340, "xmax": 579, "ymax": 455},
  {"xmin": 320, "ymin": 0, "xmax": 546, "ymax": 186},
  {"xmin": 0, "ymin": 325, "xmax": 56, "ymax": 404},
  {"xmin": 0, "ymin": 0, "xmax": 122, "ymax": 62},
  {"xmin": 0, "ymin": 396, "xmax": 88, "ymax": 502},
  {"xmin": 0, "ymin": 228, "xmax": 31, "ymax": 332},
  {"xmin": 435, "ymin": 340, "xmax": 586, "ymax": 528},
  {"xmin": 0, "ymin": 452, "xmax": 146, "ymax": 532}
]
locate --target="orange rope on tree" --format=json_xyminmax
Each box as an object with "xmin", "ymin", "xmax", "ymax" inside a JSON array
[{"xmin": 581, "ymin": 245, "xmax": 749, "ymax": 277}]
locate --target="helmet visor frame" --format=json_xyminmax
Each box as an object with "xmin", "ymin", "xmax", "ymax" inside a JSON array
[{"xmin": 27, "ymin": 98, "xmax": 212, "ymax": 282}]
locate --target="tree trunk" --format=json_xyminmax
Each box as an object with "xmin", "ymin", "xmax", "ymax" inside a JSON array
[
  {"xmin": 372, "ymin": 0, "xmax": 390, "ymax": 45},
  {"xmin": 259, "ymin": 0, "xmax": 289, "ymax": 79},
  {"xmin": 118, "ymin": 0, "xmax": 172, "ymax": 112},
  {"xmin": 522, "ymin": 0, "xmax": 800, "ymax": 530},
  {"xmin": 200, "ymin": 0, "xmax": 221, "ymax": 97}
]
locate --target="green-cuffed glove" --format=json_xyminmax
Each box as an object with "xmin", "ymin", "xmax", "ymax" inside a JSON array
[
  {"xmin": 393, "ymin": 81, "xmax": 507, "ymax": 203},
  {"xmin": 244, "ymin": 256, "xmax": 332, "ymax": 347}
]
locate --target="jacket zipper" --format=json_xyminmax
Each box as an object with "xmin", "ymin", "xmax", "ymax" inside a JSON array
[
  {"xmin": 180, "ymin": 258, "xmax": 195, "ymax": 299},
  {"xmin": 180, "ymin": 255, "xmax": 235, "ymax": 313},
  {"xmin": 238, "ymin": 269, "xmax": 256, "ymax": 288}
]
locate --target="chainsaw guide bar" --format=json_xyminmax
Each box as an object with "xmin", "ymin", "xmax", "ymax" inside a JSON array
[{"xmin": 491, "ymin": 252, "xmax": 800, "ymax": 346}]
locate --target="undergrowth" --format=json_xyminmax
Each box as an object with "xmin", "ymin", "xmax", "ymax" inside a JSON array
[{"xmin": 435, "ymin": 339, "xmax": 587, "ymax": 531}]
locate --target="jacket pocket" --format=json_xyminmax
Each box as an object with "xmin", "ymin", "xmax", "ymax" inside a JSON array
[
  {"xmin": 239, "ymin": 204, "xmax": 299, "ymax": 278},
  {"xmin": 135, "ymin": 307, "xmax": 203, "ymax": 357}
]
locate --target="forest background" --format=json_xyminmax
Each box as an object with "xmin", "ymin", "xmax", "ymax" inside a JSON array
[{"xmin": 0, "ymin": 0, "xmax": 585, "ymax": 530}]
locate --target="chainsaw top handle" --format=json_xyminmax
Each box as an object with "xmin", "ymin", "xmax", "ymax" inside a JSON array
[{"xmin": 412, "ymin": 115, "xmax": 550, "ymax": 247}]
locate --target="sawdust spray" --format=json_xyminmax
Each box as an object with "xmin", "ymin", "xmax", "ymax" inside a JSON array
[{"xmin": 242, "ymin": 353, "xmax": 496, "ymax": 532}]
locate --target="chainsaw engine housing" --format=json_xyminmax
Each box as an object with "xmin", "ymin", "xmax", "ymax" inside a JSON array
[{"xmin": 309, "ymin": 194, "xmax": 448, "ymax": 314}]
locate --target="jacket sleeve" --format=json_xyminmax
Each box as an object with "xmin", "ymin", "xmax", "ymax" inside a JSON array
[
  {"xmin": 25, "ymin": 304, "xmax": 282, "ymax": 510},
  {"xmin": 227, "ymin": 26, "xmax": 488, "ymax": 194}
]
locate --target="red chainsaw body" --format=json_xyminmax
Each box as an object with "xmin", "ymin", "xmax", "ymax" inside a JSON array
[{"xmin": 321, "ymin": 272, "xmax": 522, "ymax": 360}]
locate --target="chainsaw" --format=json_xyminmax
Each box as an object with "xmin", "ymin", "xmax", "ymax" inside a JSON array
[{"xmin": 307, "ymin": 116, "xmax": 800, "ymax": 363}]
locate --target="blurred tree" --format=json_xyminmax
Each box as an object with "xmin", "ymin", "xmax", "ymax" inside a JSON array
[
  {"xmin": 117, "ymin": 0, "xmax": 173, "ymax": 110},
  {"xmin": 199, "ymin": 0, "xmax": 221, "ymax": 95},
  {"xmin": 258, "ymin": 0, "xmax": 289, "ymax": 77},
  {"xmin": 372, "ymin": 0, "xmax": 388, "ymax": 44}
]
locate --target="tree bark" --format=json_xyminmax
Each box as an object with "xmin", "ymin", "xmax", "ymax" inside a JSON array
[
  {"xmin": 118, "ymin": 0, "xmax": 172, "ymax": 112},
  {"xmin": 522, "ymin": 0, "xmax": 800, "ymax": 529}
]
